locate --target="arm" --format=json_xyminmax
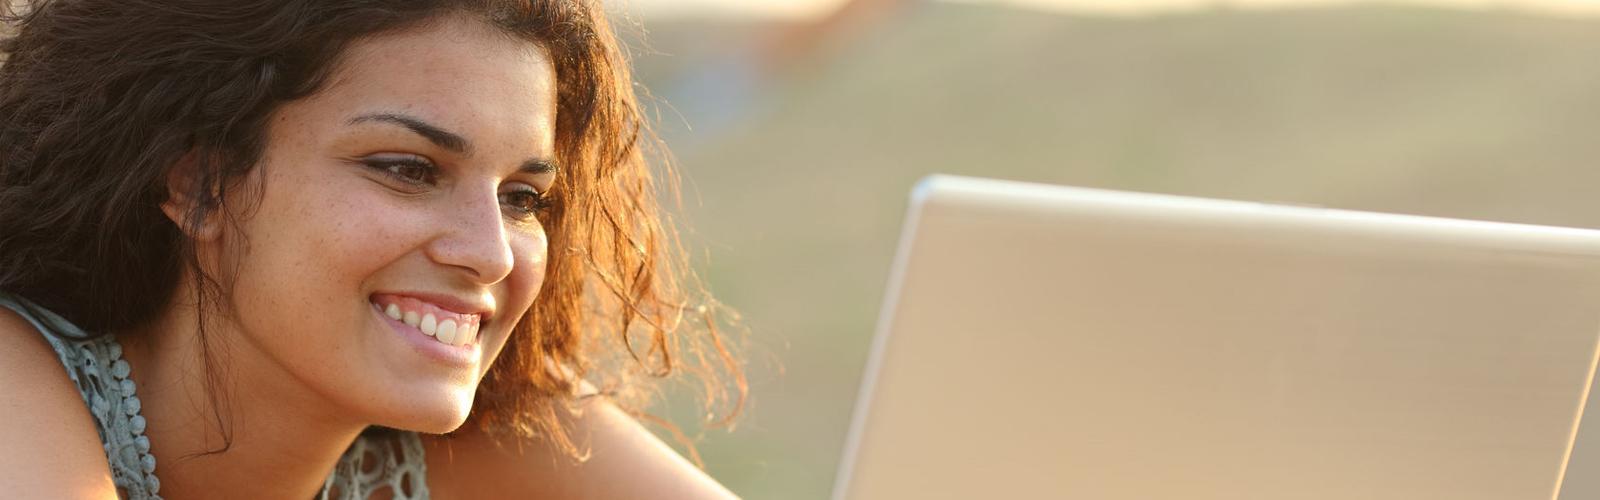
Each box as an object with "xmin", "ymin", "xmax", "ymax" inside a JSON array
[
  {"xmin": 425, "ymin": 396, "xmax": 739, "ymax": 499},
  {"xmin": 0, "ymin": 308, "xmax": 120, "ymax": 497}
]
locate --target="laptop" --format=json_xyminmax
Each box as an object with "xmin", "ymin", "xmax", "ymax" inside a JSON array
[{"xmin": 832, "ymin": 175, "xmax": 1600, "ymax": 500}]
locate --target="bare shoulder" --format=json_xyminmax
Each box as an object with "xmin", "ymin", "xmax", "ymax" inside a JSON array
[
  {"xmin": 424, "ymin": 398, "xmax": 739, "ymax": 499},
  {"xmin": 0, "ymin": 306, "xmax": 119, "ymax": 497}
]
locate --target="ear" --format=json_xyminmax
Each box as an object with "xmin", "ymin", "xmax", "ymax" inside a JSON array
[{"xmin": 160, "ymin": 151, "xmax": 222, "ymax": 242}]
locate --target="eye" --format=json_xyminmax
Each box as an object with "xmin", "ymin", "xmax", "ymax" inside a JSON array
[
  {"xmin": 498, "ymin": 184, "xmax": 550, "ymax": 220},
  {"xmin": 361, "ymin": 154, "xmax": 439, "ymax": 187}
]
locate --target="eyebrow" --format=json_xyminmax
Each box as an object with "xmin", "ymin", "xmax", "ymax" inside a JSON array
[
  {"xmin": 348, "ymin": 112, "xmax": 559, "ymax": 176},
  {"xmin": 350, "ymin": 112, "xmax": 470, "ymax": 154},
  {"xmin": 520, "ymin": 159, "xmax": 558, "ymax": 176}
]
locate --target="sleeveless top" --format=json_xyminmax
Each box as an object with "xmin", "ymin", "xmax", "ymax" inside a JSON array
[{"xmin": 0, "ymin": 293, "xmax": 431, "ymax": 499}]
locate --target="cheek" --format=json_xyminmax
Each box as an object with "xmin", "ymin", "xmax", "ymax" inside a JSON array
[
  {"xmin": 483, "ymin": 229, "xmax": 547, "ymax": 360},
  {"xmin": 241, "ymin": 170, "xmax": 414, "ymax": 310},
  {"xmin": 297, "ymin": 188, "xmax": 413, "ymax": 279},
  {"xmin": 502, "ymin": 229, "xmax": 548, "ymax": 321},
  {"xmin": 512, "ymin": 229, "xmax": 549, "ymax": 298}
]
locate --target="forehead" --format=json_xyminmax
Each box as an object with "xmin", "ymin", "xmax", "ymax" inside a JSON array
[{"xmin": 283, "ymin": 15, "xmax": 556, "ymax": 154}]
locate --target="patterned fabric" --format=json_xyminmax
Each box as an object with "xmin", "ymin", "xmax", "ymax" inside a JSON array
[
  {"xmin": 323, "ymin": 430, "xmax": 431, "ymax": 499},
  {"xmin": 0, "ymin": 293, "xmax": 430, "ymax": 499}
]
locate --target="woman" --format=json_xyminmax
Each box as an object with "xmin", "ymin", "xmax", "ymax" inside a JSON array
[{"xmin": 0, "ymin": 0, "xmax": 743, "ymax": 498}]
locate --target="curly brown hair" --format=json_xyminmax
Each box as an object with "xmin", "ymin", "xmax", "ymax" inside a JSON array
[{"xmin": 0, "ymin": 0, "xmax": 742, "ymax": 459}]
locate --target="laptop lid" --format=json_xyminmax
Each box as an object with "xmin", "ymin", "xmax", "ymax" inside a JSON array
[{"xmin": 834, "ymin": 175, "xmax": 1600, "ymax": 500}]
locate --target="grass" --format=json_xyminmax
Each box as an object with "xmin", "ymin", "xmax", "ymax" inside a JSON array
[{"xmin": 628, "ymin": 4, "xmax": 1600, "ymax": 498}]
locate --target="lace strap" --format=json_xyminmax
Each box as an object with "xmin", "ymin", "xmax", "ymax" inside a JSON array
[
  {"xmin": 321, "ymin": 430, "xmax": 431, "ymax": 499},
  {"xmin": 0, "ymin": 293, "xmax": 163, "ymax": 499},
  {"xmin": 2, "ymin": 293, "xmax": 429, "ymax": 499}
]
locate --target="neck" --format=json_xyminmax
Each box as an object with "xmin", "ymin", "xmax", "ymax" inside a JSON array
[{"xmin": 120, "ymin": 288, "xmax": 368, "ymax": 499}]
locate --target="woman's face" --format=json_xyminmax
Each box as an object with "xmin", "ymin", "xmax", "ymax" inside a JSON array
[{"xmin": 215, "ymin": 16, "xmax": 555, "ymax": 432}]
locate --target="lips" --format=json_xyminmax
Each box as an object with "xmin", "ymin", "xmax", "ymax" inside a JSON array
[{"xmin": 370, "ymin": 293, "xmax": 485, "ymax": 346}]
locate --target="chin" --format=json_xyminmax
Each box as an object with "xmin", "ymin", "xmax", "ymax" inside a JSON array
[
  {"xmin": 370, "ymin": 384, "xmax": 477, "ymax": 434},
  {"xmin": 407, "ymin": 412, "xmax": 472, "ymax": 435}
]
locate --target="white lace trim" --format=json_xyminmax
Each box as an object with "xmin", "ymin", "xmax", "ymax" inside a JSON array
[
  {"xmin": 1, "ymin": 296, "xmax": 162, "ymax": 499},
  {"xmin": 1, "ymin": 294, "xmax": 429, "ymax": 499},
  {"xmin": 322, "ymin": 431, "xmax": 431, "ymax": 500}
]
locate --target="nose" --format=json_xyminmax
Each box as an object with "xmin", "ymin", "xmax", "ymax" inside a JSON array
[{"xmin": 425, "ymin": 185, "xmax": 516, "ymax": 284}]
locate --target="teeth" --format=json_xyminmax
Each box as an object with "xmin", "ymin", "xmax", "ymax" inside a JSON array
[
  {"xmin": 378, "ymin": 301, "xmax": 479, "ymax": 347},
  {"xmin": 435, "ymin": 322, "xmax": 457, "ymax": 344},
  {"xmin": 436, "ymin": 319, "xmax": 458, "ymax": 345},
  {"xmin": 420, "ymin": 314, "xmax": 438, "ymax": 336}
]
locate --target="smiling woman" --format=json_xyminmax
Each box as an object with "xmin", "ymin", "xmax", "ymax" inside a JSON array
[{"xmin": 0, "ymin": 1, "xmax": 741, "ymax": 499}]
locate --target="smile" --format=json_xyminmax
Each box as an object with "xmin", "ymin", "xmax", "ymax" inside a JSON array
[{"xmin": 370, "ymin": 294, "xmax": 483, "ymax": 347}]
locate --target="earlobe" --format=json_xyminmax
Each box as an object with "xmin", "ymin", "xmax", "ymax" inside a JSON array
[{"xmin": 160, "ymin": 151, "xmax": 222, "ymax": 242}]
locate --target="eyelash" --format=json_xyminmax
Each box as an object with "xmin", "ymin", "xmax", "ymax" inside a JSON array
[
  {"xmin": 499, "ymin": 187, "xmax": 552, "ymax": 218},
  {"xmin": 360, "ymin": 156, "xmax": 552, "ymax": 220},
  {"xmin": 365, "ymin": 156, "xmax": 438, "ymax": 187}
]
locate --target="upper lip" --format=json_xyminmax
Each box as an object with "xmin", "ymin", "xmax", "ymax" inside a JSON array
[{"xmin": 375, "ymin": 291, "xmax": 495, "ymax": 323}]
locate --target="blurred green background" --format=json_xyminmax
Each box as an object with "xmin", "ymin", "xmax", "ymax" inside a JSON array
[{"xmin": 615, "ymin": 2, "xmax": 1600, "ymax": 498}]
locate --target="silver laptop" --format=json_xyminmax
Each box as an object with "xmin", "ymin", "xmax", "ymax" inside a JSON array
[{"xmin": 833, "ymin": 175, "xmax": 1600, "ymax": 500}]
